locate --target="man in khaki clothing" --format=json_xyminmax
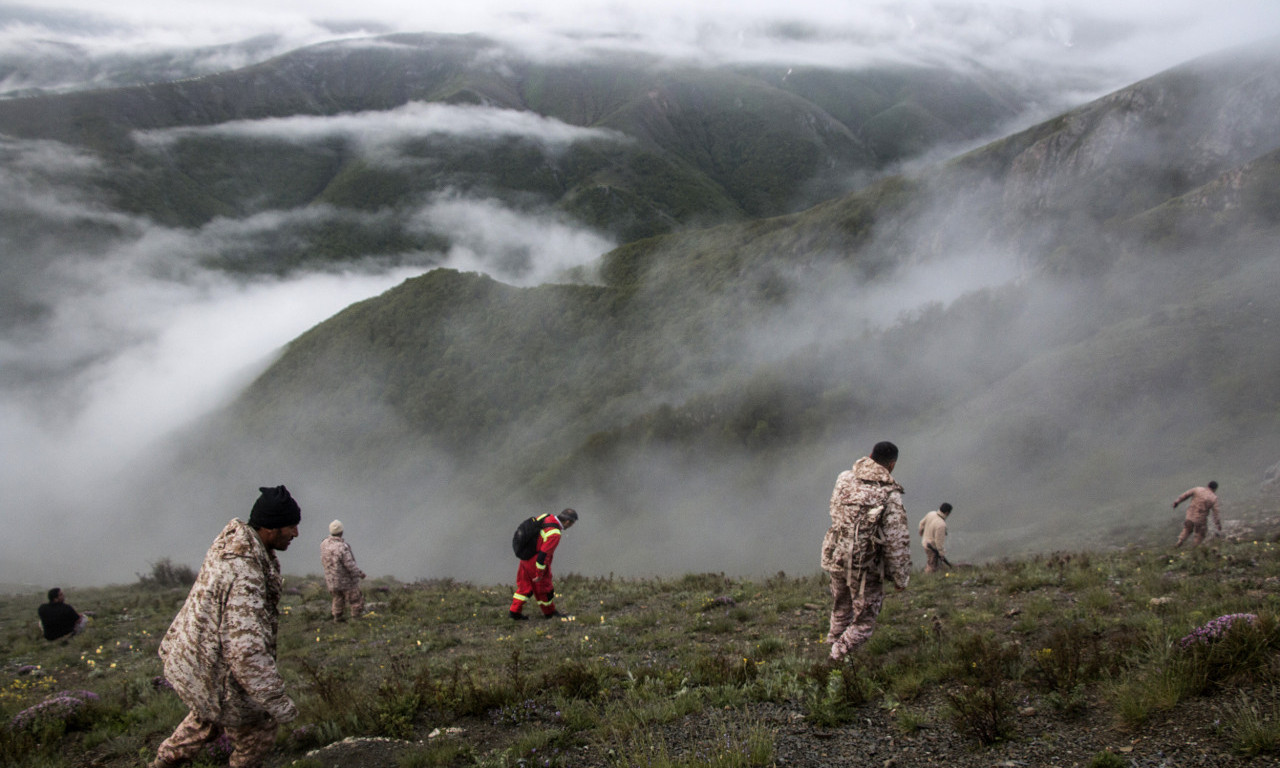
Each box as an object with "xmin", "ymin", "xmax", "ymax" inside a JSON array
[
  {"xmin": 918, "ymin": 503, "xmax": 952, "ymax": 574},
  {"xmin": 821, "ymin": 441, "xmax": 912, "ymax": 662},
  {"xmin": 150, "ymin": 486, "xmax": 301, "ymax": 768},
  {"xmin": 1173, "ymin": 481, "xmax": 1221, "ymax": 547},
  {"xmin": 321, "ymin": 519, "xmax": 366, "ymax": 621}
]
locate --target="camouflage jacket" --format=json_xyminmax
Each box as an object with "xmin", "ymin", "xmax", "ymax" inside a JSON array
[
  {"xmin": 1175, "ymin": 486, "xmax": 1221, "ymax": 528},
  {"xmin": 320, "ymin": 535, "xmax": 365, "ymax": 591},
  {"xmin": 821, "ymin": 457, "xmax": 912, "ymax": 589},
  {"xmin": 159, "ymin": 518, "xmax": 297, "ymax": 726},
  {"xmin": 918, "ymin": 509, "xmax": 948, "ymax": 555}
]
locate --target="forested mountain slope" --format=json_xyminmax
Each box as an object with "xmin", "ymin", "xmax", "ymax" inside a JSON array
[
  {"xmin": 159, "ymin": 41, "xmax": 1280, "ymax": 581},
  {"xmin": 0, "ymin": 32, "xmax": 1026, "ymax": 250}
]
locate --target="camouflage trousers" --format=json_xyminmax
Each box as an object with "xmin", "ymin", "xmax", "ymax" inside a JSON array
[
  {"xmin": 155, "ymin": 710, "xmax": 276, "ymax": 768},
  {"xmin": 330, "ymin": 587, "xmax": 364, "ymax": 620},
  {"xmin": 1176, "ymin": 519, "xmax": 1216, "ymax": 547},
  {"xmin": 826, "ymin": 569, "xmax": 884, "ymax": 661}
]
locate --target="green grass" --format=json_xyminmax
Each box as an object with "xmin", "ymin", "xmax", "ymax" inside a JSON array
[{"xmin": 2, "ymin": 537, "xmax": 1279, "ymax": 766}]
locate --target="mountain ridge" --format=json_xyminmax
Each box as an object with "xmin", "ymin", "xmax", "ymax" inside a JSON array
[{"xmin": 178, "ymin": 39, "xmax": 1280, "ymax": 578}]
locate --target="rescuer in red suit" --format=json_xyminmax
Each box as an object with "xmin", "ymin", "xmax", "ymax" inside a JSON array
[{"xmin": 509, "ymin": 508, "xmax": 578, "ymax": 620}]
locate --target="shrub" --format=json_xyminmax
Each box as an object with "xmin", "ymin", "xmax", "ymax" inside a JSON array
[
  {"xmin": 1087, "ymin": 750, "xmax": 1128, "ymax": 768},
  {"xmin": 10, "ymin": 689, "xmax": 101, "ymax": 735},
  {"xmin": 136, "ymin": 559, "xmax": 196, "ymax": 589},
  {"xmin": 440, "ymin": 659, "xmax": 522, "ymax": 717},
  {"xmin": 1032, "ymin": 622, "xmax": 1100, "ymax": 694},
  {"xmin": 1179, "ymin": 614, "xmax": 1278, "ymax": 694},
  {"xmin": 689, "ymin": 653, "xmax": 758, "ymax": 688},
  {"xmin": 802, "ymin": 661, "xmax": 869, "ymax": 727},
  {"xmin": 945, "ymin": 684, "xmax": 1015, "ymax": 746},
  {"xmin": 944, "ymin": 633, "xmax": 1020, "ymax": 746},
  {"xmin": 541, "ymin": 660, "xmax": 604, "ymax": 700},
  {"xmin": 1179, "ymin": 613, "xmax": 1258, "ymax": 649},
  {"xmin": 1224, "ymin": 692, "xmax": 1280, "ymax": 757}
]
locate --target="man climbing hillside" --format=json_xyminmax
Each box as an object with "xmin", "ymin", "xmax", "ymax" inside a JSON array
[
  {"xmin": 918, "ymin": 503, "xmax": 953, "ymax": 574},
  {"xmin": 821, "ymin": 441, "xmax": 912, "ymax": 662},
  {"xmin": 1173, "ymin": 480, "xmax": 1222, "ymax": 547},
  {"xmin": 509, "ymin": 508, "xmax": 578, "ymax": 620},
  {"xmin": 150, "ymin": 485, "xmax": 301, "ymax": 768}
]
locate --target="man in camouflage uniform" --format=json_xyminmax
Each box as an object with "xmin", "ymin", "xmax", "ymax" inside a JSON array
[
  {"xmin": 821, "ymin": 442, "xmax": 912, "ymax": 662},
  {"xmin": 150, "ymin": 486, "xmax": 301, "ymax": 768},
  {"xmin": 321, "ymin": 519, "xmax": 366, "ymax": 622},
  {"xmin": 918, "ymin": 503, "xmax": 953, "ymax": 574},
  {"xmin": 1173, "ymin": 480, "xmax": 1222, "ymax": 547}
]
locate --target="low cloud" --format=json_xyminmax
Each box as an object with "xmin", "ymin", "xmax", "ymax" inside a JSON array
[
  {"xmin": 410, "ymin": 195, "xmax": 614, "ymax": 285},
  {"xmin": 135, "ymin": 102, "xmax": 629, "ymax": 161}
]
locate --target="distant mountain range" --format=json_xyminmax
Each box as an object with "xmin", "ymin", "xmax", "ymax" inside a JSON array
[
  {"xmin": 7, "ymin": 33, "xmax": 1279, "ymax": 578},
  {"xmin": 0, "ymin": 33, "xmax": 1027, "ymax": 259}
]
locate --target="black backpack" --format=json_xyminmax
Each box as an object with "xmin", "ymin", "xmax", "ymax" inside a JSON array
[{"xmin": 512, "ymin": 514, "xmax": 550, "ymax": 560}]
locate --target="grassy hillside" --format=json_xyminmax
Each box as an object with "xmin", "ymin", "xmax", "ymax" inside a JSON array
[{"xmin": 3, "ymin": 521, "xmax": 1279, "ymax": 768}]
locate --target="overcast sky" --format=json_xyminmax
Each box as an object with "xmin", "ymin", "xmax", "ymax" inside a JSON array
[
  {"xmin": 5, "ymin": 0, "xmax": 1280, "ymax": 95},
  {"xmin": 3, "ymin": 0, "xmax": 1280, "ymax": 589}
]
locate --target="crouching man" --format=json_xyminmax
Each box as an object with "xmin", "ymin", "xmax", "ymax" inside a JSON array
[{"xmin": 150, "ymin": 486, "xmax": 301, "ymax": 768}]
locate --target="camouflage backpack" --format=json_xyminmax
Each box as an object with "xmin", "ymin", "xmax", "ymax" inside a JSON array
[{"xmin": 849, "ymin": 504, "xmax": 889, "ymax": 595}]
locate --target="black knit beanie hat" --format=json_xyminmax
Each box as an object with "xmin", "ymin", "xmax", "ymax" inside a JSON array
[{"xmin": 249, "ymin": 485, "xmax": 301, "ymax": 529}]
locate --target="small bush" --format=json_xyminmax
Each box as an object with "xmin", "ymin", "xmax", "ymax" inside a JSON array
[
  {"xmin": 945, "ymin": 683, "xmax": 1015, "ymax": 746},
  {"xmin": 10, "ymin": 689, "xmax": 102, "ymax": 735},
  {"xmin": 1032, "ymin": 622, "xmax": 1100, "ymax": 694},
  {"xmin": 136, "ymin": 559, "xmax": 196, "ymax": 589},
  {"xmin": 689, "ymin": 653, "xmax": 757, "ymax": 687},
  {"xmin": 1224, "ymin": 692, "xmax": 1280, "ymax": 756},
  {"xmin": 440, "ymin": 659, "xmax": 522, "ymax": 717},
  {"xmin": 1087, "ymin": 750, "xmax": 1128, "ymax": 768},
  {"xmin": 945, "ymin": 633, "xmax": 1019, "ymax": 745},
  {"xmin": 802, "ymin": 661, "xmax": 869, "ymax": 727},
  {"xmin": 748, "ymin": 637, "xmax": 787, "ymax": 661},
  {"xmin": 895, "ymin": 708, "xmax": 926, "ymax": 734},
  {"xmin": 1180, "ymin": 614, "xmax": 1278, "ymax": 694},
  {"xmin": 541, "ymin": 660, "xmax": 604, "ymax": 700}
]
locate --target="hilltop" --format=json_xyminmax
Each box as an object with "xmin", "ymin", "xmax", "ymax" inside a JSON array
[{"xmin": 2, "ymin": 511, "xmax": 1279, "ymax": 768}]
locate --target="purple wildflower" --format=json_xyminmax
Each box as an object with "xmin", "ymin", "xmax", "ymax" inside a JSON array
[
  {"xmin": 1179, "ymin": 613, "xmax": 1258, "ymax": 649},
  {"xmin": 10, "ymin": 690, "xmax": 100, "ymax": 732},
  {"xmin": 206, "ymin": 732, "xmax": 234, "ymax": 760}
]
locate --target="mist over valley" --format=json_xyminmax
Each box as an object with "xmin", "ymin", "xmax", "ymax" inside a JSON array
[{"xmin": 2, "ymin": 1, "xmax": 1280, "ymax": 589}]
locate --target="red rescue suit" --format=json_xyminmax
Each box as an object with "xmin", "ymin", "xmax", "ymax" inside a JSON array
[{"xmin": 509, "ymin": 513, "xmax": 566, "ymax": 616}]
